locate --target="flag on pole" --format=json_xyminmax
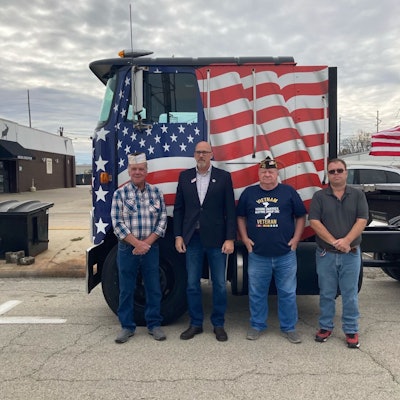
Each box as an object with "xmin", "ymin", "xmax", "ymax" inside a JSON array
[{"xmin": 370, "ymin": 125, "xmax": 400, "ymax": 156}]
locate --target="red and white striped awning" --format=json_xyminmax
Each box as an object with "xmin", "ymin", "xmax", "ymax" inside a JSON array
[{"xmin": 370, "ymin": 125, "xmax": 400, "ymax": 156}]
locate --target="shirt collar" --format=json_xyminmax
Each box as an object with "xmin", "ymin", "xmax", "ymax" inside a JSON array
[
  {"xmin": 130, "ymin": 181, "xmax": 148, "ymax": 192},
  {"xmin": 326, "ymin": 184, "xmax": 351, "ymax": 195},
  {"xmin": 196, "ymin": 165, "xmax": 212, "ymax": 175}
]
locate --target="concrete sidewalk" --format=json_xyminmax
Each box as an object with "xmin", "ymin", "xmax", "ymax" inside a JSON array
[{"xmin": 0, "ymin": 186, "xmax": 92, "ymax": 278}]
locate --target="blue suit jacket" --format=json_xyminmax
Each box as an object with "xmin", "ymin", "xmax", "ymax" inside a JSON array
[{"xmin": 173, "ymin": 166, "xmax": 236, "ymax": 247}]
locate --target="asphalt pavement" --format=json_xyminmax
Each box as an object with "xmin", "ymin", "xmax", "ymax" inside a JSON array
[
  {"xmin": 2, "ymin": 187, "xmax": 400, "ymax": 399},
  {"xmin": 1, "ymin": 276, "xmax": 400, "ymax": 399},
  {"xmin": 0, "ymin": 186, "xmax": 92, "ymax": 278}
]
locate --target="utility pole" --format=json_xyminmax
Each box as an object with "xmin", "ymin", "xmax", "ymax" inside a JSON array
[
  {"xmin": 376, "ymin": 110, "xmax": 381, "ymax": 132},
  {"xmin": 27, "ymin": 89, "xmax": 32, "ymax": 127}
]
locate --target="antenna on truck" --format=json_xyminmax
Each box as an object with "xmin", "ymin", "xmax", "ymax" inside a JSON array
[
  {"xmin": 129, "ymin": 3, "xmax": 134, "ymax": 54},
  {"xmin": 127, "ymin": 3, "xmax": 153, "ymax": 131}
]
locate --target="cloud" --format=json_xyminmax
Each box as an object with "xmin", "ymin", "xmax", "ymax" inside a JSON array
[{"xmin": 1, "ymin": 0, "xmax": 399, "ymax": 163}]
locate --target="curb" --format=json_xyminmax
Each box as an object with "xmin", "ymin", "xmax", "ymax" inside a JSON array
[{"xmin": 0, "ymin": 260, "xmax": 86, "ymax": 278}]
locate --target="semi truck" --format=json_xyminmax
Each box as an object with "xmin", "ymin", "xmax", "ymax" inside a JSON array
[{"xmin": 86, "ymin": 50, "xmax": 400, "ymax": 325}]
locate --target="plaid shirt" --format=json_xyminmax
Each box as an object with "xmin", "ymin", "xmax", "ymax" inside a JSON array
[{"xmin": 111, "ymin": 181, "xmax": 167, "ymax": 241}]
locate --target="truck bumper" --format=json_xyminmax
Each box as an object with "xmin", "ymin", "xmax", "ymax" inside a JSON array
[
  {"xmin": 86, "ymin": 244, "xmax": 103, "ymax": 294},
  {"xmin": 86, "ymin": 236, "xmax": 116, "ymax": 293}
]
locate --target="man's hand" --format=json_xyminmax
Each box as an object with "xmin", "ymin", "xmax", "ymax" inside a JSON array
[
  {"xmin": 175, "ymin": 236, "xmax": 186, "ymax": 253},
  {"xmin": 332, "ymin": 238, "xmax": 351, "ymax": 253},
  {"xmin": 288, "ymin": 238, "xmax": 300, "ymax": 251},
  {"xmin": 243, "ymin": 238, "xmax": 254, "ymax": 253},
  {"xmin": 222, "ymin": 239, "xmax": 234, "ymax": 255},
  {"xmin": 132, "ymin": 240, "xmax": 151, "ymax": 255}
]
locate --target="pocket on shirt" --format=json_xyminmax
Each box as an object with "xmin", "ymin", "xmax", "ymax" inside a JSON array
[
  {"xmin": 149, "ymin": 198, "xmax": 160, "ymax": 215},
  {"xmin": 123, "ymin": 200, "xmax": 137, "ymax": 215}
]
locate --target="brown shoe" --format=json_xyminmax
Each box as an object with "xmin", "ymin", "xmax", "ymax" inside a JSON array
[
  {"xmin": 180, "ymin": 326, "xmax": 203, "ymax": 340},
  {"xmin": 213, "ymin": 326, "xmax": 228, "ymax": 342}
]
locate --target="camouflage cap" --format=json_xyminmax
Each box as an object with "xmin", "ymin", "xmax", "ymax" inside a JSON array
[{"xmin": 259, "ymin": 156, "xmax": 277, "ymax": 169}]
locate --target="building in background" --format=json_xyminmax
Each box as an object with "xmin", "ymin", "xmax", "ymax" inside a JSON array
[{"xmin": 0, "ymin": 118, "xmax": 75, "ymax": 193}]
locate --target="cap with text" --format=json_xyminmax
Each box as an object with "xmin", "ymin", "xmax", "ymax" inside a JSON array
[
  {"xmin": 259, "ymin": 156, "xmax": 277, "ymax": 169},
  {"xmin": 128, "ymin": 152, "xmax": 147, "ymax": 165}
]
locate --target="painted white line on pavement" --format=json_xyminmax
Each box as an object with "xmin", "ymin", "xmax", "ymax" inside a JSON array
[
  {"xmin": 0, "ymin": 300, "xmax": 22, "ymax": 315},
  {"xmin": 0, "ymin": 300, "xmax": 66, "ymax": 324},
  {"xmin": 0, "ymin": 317, "xmax": 66, "ymax": 324}
]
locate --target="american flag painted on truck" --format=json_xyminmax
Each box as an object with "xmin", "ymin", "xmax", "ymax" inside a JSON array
[{"xmin": 91, "ymin": 63, "xmax": 329, "ymax": 244}]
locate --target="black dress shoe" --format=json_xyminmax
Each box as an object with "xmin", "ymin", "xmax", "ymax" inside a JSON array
[
  {"xmin": 213, "ymin": 326, "xmax": 228, "ymax": 342},
  {"xmin": 180, "ymin": 326, "xmax": 203, "ymax": 340}
]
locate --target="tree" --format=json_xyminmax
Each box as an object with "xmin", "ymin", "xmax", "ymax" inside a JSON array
[{"xmin": 340, "ymin": 130, "xmax": 372, "ymax": 154}]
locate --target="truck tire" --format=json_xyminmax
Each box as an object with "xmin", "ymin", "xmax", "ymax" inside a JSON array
[
  {"xmin": 378, "ymin": 216, "xmax": 400, "ymax": 281},
  {"xmin": 358, "ymin": 262, "xmax": 363, "ymax": 292},
  {"xmin": 230, "ymin": 243, "xmax": 248, "ymax": 296},
  {"xmin": 381, "ymin": 267, "xmax": 400, "ymax": 281},
  {"xmin": 101, "ymin": 232, "xmax": 187, "ymax": 326},
  {"xmin": 377, "ymin": 253, "xmax": 400, "ymax": 281}
]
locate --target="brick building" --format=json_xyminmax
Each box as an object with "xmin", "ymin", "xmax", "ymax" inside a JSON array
[{"xmin": 0, "ymin": 118, "xmax": 75, "ymax": 193}]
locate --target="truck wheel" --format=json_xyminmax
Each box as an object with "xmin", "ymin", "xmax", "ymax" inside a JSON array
[
  {"xmin": 379, "ymin": 216, "xmax": 400, "ymax": 281},
  {"xmin": 381, "ymin": 267, "xmax": 400, "ymax": 281},
  {"xmin": 101, "ymin": 245, "xmax": 119, "ymax": 315},
  {"xmin": 357, "ymin": 261, "xmax": 363, "ymax": 292},
  {"xmin": 101, "ymin": 235, "xmax": 187, "ymax": 326},
  {"xmin": 230, "ymin": 243, "xmax": 248, "ymax": 296},
  {"xmin": 377, "ymin": 254, "xmax": 400, "ymax": 281}
]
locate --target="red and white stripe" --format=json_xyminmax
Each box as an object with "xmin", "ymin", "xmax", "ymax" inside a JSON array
[
  {"xmin": 370, "ymin": 126, "xmax": 400, "ymax": 156},
  {"xmin": 196, "ymin": 65, "xmax": 329, "ymax": 207}
]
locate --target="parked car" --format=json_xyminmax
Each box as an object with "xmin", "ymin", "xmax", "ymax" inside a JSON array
[
  {"xmin": 346, "ymin": 164, "xmax": 400, "ymax": 185},
  {"xmin": 346, "ymin": 164, "xmax": 400, "ymax": 225}
]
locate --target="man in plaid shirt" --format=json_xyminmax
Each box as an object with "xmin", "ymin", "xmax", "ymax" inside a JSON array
[{"xmin": 111, "ymin": 152, "xmax": 167, "ymax": 344}]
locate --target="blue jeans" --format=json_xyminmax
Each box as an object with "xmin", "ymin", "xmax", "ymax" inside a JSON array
[
  {"xmin": 185, "ymin": 232, "xmax": 227, "ymax": 327},
  {"xmin": 117, "ymin": 241, "xmax": 162, "ymax": 331},
  {"xmin": 248, "ymin": 251, "xmax": 298, "ymax": 332},
  {"xmin": 316, "ymin": 247, "xmax": 360, "ymax": 334}
]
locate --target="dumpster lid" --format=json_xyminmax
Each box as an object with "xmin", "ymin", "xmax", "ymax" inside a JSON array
[{"xmin": 0, "ymin": 200, "xmax": 54, "ymax": 214}]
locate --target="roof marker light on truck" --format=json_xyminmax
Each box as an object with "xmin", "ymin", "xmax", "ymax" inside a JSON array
[{"xmin": 118, "ymin": 49, "xmax": 154, "ymax": 58}]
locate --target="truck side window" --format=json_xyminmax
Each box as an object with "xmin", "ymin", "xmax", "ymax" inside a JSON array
[
  {"xmin": 98, "ymin": 74, "xmax": 117, "ymax": 124},
  {"xmin": 128, "ymin": 72, "xmax": 198, "ymax": 124}
]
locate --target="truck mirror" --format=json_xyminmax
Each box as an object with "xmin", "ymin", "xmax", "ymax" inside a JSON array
[{"xmin": 132, "ymin": 67, "xmax": 143, "ymax": 115}]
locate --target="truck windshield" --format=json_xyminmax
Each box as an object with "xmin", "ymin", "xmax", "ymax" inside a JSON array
[{"xmin": 128, "ymin": 72, "xmax": 198, "ymax": 124}]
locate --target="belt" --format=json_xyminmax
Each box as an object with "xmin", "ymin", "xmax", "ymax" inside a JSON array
[{"xmin": 320, "ymin": 247, "xmax": 358, "ymax": 254}]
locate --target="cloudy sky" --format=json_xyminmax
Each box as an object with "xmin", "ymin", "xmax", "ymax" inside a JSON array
[{"xmin": 0, "ymin": 0, "xmax": 399, "ymax": 164}]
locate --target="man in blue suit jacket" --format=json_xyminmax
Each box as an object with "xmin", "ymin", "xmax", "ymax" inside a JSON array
[{"xmin": 174, "ymin": 141, "xmax": 236, "ymax": 341}]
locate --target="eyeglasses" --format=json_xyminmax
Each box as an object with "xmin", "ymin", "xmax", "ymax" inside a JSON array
[
  {"xmin": 195, "ymin": 150, "xmax": 212, "ymax": 155},
  {"xmin": 328, "ymin": 168, "xmax": 345, "ymax": 175}
]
